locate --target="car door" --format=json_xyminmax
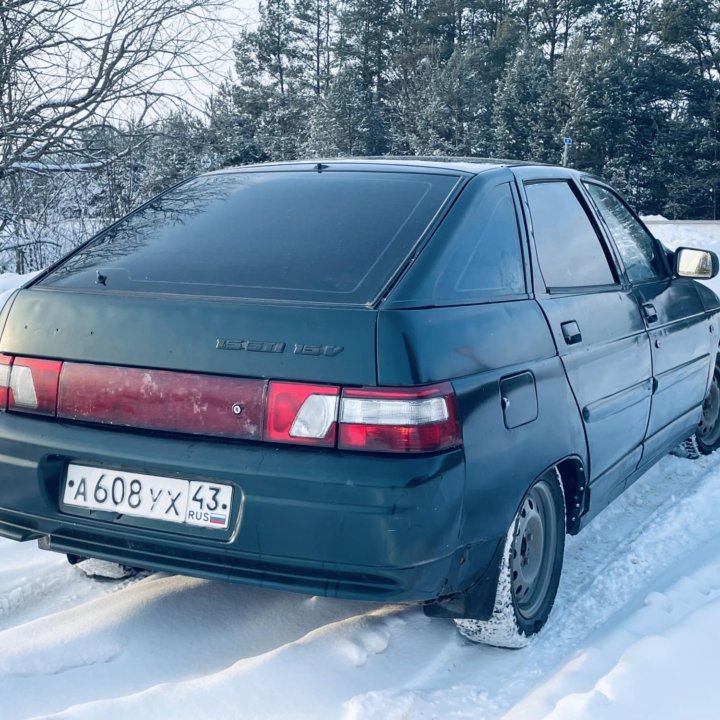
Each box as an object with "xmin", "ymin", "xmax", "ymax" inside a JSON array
[
  {"xmin": 582, "ymin": 181, "xmax": 714, "ymax": 469},
  {"xmin": 514, "ymin": 168, "xmax": 653, "ymax": 512}
]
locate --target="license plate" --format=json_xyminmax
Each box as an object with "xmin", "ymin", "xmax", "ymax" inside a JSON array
[{"xmin": 62, "ymin": 464, "xmax": 233, "ymax": 530}]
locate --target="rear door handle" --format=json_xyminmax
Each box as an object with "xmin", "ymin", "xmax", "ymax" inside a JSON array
[
  {"xmin": 561, "ymin": 321, "xmax": 582, "ymax": 345},
  {"xmin": 642, "ymin": 303, "xmax": 658, "ymax": 323}
]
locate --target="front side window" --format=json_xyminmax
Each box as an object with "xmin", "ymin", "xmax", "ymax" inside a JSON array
[
  {"xmin": 583, "ymin": 182, "xmax": 666, "ymax": 284},
  {"xmin": 525, "ymin": 181, "xmax": 616, "ymax": 289}
]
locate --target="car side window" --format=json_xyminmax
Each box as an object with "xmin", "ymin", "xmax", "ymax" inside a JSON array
[
  {"xmin": 583, "ymin": 183, "xmax": 666, "ymax": 284},
  {"xmin": 525, "ymin": 181, "xmax": 616, "ymax": 289},
  {"xmin": 451, "ymin": 181, "xmax": 525, "ymax": 297},
  {"xmin": 385, "ymin": 179, "xmax": 527, "ymax": 306}
]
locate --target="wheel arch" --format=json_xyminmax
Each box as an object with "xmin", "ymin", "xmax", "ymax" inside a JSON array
[
  {"xmin": 555, "ymin": 455, "xmax": 588, "ymax": 535},
  {"xmin": 424, "ymin": 456, "xmax": 586, "ymax": 622},
  {"xmin": 507, "ymin": 456, "xmax": 588, "ymax": 536}
]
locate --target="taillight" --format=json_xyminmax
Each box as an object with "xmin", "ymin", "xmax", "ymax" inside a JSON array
[
  {"xmin": 0, "ymin": 354, "xmax": 462, "ymax": 454},
  {"xmin": 338, "ymin": 383, "xmax": 461, "ymax": 453},
  {"xmin": 265, "ymin": 382, "xmax": 339, "ymax": 447},
  {"xmin": 58, "ymin": 363, "xmax": 266, "ymax": 440},
  {"xmin": 0, "ymin": 355, "xmax": 13, "ymax": 410},
  {"xmin": 8, "ymin": 357, "xmax": 62, "ymax": 415}
]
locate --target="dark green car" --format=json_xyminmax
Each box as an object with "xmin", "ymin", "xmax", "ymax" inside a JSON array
[{"xmin": 0, "ymin": 159, "xmax": 718, "ymax": 648}]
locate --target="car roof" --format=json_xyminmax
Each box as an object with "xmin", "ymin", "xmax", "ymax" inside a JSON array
[{"xmin": 207, "ymin": 157, "xmax": 546, "ymax": 177}]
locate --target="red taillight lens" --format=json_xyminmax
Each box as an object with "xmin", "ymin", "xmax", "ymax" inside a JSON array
[
  {"xmin": 338, "ymin": 383, "xmax": 461, "ymax": 453},
  {"xmin": 8, "ymin": 357, "xmax": 62, "ymax": 416},
  {"xmin": 0, "ymin": 355, "xmax": 13, "ymax": 410},
  {"xmin": 0, "ymin": 354, "xmax": 461, "ymax": 455},
  {"xmin": 58, "ymin": 363, "xmax": 267, "ymax": 439},
  {"xmin": 264, "ymin": 382, "xmax": 339, "ymax": 447}
]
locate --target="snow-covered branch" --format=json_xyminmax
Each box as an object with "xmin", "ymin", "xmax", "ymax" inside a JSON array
[{"xmin": 0, "ymin": 0, "xmax": 229, "ymax": 174}]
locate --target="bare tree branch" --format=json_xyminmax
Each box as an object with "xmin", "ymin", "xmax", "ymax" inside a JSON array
[{"xmin": 0, "ymin": 0, "xmax": 233, "ymax": 173}]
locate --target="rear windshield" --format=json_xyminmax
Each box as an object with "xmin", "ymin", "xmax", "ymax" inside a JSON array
[{"xmin": 37, "ymin": 170, "xmax": 461, "ymax": 304}]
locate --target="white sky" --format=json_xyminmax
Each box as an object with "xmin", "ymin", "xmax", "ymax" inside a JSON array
[
  {"xmin": 186, "ymin": 0, "xmax": 259, "ymax": 108},
  {"xmin": 82, "ymin": 0, "xmax": 261, "ymax": 120}
]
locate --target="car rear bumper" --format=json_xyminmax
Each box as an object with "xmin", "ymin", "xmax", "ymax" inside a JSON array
[{"xmin": 0, "ymin": 414, "xmax": 497, "ymax": 603}]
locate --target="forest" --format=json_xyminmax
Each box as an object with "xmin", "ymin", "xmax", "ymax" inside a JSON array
[{"xmin": 1, "ymin": 0, "xmax": 719, "ymax": 272}]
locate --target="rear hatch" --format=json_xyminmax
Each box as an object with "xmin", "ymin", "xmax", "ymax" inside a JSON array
[
  {"xmin": 0, "ymin": 289, "xmax": 378, "ymax": 384},
  {"xmin": 4, "ymin": 165, "xmax": 463, "ymax": 383},
  {"xmin": 0, "ymin": 165, "xmax": 464, "ymax": 449}
]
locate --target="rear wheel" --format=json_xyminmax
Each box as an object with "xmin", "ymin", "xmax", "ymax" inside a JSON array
[{"xmin": 455, "ymin": 469, "xmax": 566, "ymax": 648}]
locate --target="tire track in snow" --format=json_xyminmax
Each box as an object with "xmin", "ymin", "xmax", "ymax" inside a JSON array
[
  {"xmin": 0, "ymin": 543, "xmax": 148, "ymax": 632},
  {"xmin": 0, "ymin": 573, "xmax": 386, "ymax": 720}
]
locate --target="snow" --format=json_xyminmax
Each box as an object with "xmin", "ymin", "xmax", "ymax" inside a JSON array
[
  {"xmin": 2, "ymin": 222, "xmax": 720, "ymax": 719},
  {"xmin": 9, "ymin": 162, "xmax": 105, "ymax": 173},
  {"xmin": 4, "ymin": 454, "xmax": 720, "ymax": 719},
  {"xmin": 645, "ymin": 218, "xmax": 720, "ymax": 252}
]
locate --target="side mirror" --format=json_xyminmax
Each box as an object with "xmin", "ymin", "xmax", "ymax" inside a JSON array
[{"xmin": 675, "ymin": 247, "xmax": 719, "ymax": 280}]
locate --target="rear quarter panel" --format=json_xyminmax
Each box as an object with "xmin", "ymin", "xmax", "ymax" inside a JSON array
[{"xmin": 376, "ymin": 302, "xmax": 587, "ymax": 546}]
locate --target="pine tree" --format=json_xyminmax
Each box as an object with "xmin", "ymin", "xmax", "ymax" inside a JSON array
[
  {"xmin": 388, "ymin": 45, "xmax": 496, "ymax": 156},
  {"xmin": 206, "ymin": 81, "xmax": 265, "ymax": 168},
  {"xmin": 304, "ymin": 66, "xmax": 386, "ymax": 155},
  {"xmin": 296, "ymin": 0, "xmax": 335, "ymax": 96},
  {"xmin": 560, "ymin": 22, "xmax": 657, "ymax": 204},
  {"xmin": 233, "ymin": 0, "xmax": 308, "ymax": 160},
  {"xmin": 491, "ymin": 41, "xmax": 553, "ymax": 160},
  {"xmin": 531, "ymin": 0, "xmax": 601, "ymax": 72},
  {"xmin": 141, "ymin": 111, "xmax": 210, "ymax": 196},
  {"xmin": 336, "ymin": 0, "xmax": 396, "ymax": 98},
  {"xmin": 655, "ymin": 0, "xmax": 720, "ymax": 218}
]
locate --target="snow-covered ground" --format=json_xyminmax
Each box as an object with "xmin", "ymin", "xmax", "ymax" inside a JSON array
[
  {"xmin": 2, "ymin": 221, "xmax": 720, "ymax": 720},
  {"xmin": 0, "ymin": 272, "xmax": 39, "ymax": 309},
  {"xmin": 3, "ymin": 454, "xmax": 720, "ymax": 720}
]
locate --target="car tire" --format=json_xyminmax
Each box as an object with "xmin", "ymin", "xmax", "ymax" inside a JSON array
[
  {"xmin": 695, "ymin": 363, "xmax": 720, "ymax": 456},
  {"xmin": 454, "ymin": 468, "xmax": 566, "ymax": 648}
]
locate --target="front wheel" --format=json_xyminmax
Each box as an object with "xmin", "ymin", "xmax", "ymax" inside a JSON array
[
  {"xmin": 696, "ymin": 363, "xmax": 720, "ymax": 455},
  {"xmin": 455, "ymin": 469, "xmax": 566, "ymax": 648}
]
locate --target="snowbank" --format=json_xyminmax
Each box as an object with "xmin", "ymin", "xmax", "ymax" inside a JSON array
[{"xmin": 0, "ymin": 272, "xmax": 39, "ymax": 310}]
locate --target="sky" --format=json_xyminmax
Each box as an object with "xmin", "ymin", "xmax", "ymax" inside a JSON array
[
  {"xmin": 187, "ymin": 0, "xmax": 259, "ymax": 108},
  {"xmin": 83, "ymin": 0, "xmax": 261, "ymax": 119}
]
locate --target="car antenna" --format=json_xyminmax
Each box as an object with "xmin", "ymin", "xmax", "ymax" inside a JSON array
[{"xmin": 315, "ymin": 163, "xmax": 329, "ymax": 173}]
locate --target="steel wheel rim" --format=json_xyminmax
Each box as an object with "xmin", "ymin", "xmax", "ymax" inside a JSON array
[
  {"xmin": 698, "ymin": 371, "xmax": 720, "ymax": 446},
  {"xmin": 510, "ymin": 479, "xmax": 558, "ymax": 620}
]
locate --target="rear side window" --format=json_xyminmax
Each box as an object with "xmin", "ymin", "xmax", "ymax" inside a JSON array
[
  {"xmin": 453, "ymin": 183, "xmax": 525, "ymax": 296},
  {"xmin": 525, "ymin": 181, "xmax": 616, "ymax": 289},
  {"xmin": 386, "ymin": 179, "xmax": 526, "ymax": 306},
  {"xmin": 583, "ymin": 183, "xmax": 666, "ymax": 284},
  {"xmin": 37, "ymin": 170, "xmax": 460, "ymax": 305}
]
